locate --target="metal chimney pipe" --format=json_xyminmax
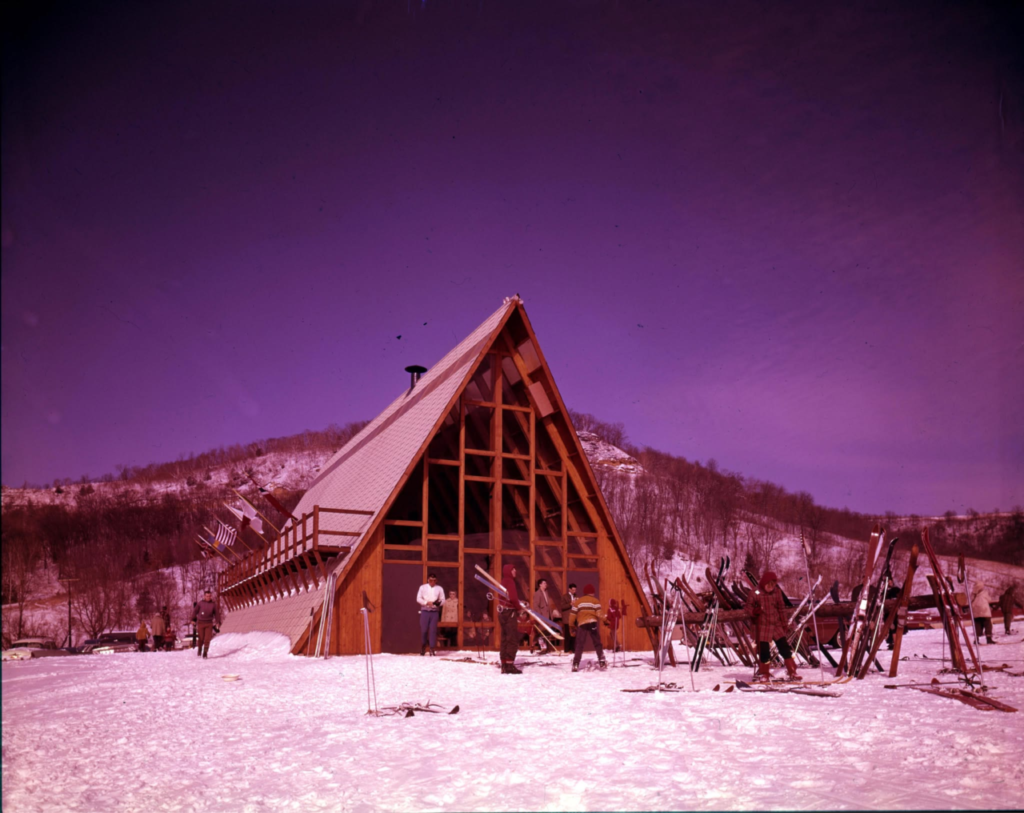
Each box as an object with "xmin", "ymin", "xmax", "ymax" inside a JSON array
[{"xmin": 405, "ymin": 365, "xmax": 427, "ymax": 388}]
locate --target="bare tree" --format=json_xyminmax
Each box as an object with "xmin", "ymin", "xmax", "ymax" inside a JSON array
[
  {"xmin": 797, "ymin": 491, "xmax": 827, "ymax": 577},
  {"xmin": 1, "ymin": 513, "xmax": 43, "ymax": 640},
  {"xmin": 69, "ymin": 549, "xmax": 135, "ymax": 638},
  {"xmin": 744, "ymin": 518, "xmax": 784, "ymax": 575}
]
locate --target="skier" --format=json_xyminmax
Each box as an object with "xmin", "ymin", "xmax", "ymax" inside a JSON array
[
  {"xmin": 570, "ymin": 583, "xmax": 607, "ymax": 672},
  {"xmin": 971, "ymin": 582, "xmax": 995, "ymax": 644},
  {"xmin": 999, "ymin": 585, "xmax": 1022, "ymax": 634},
  {"xmin": 498, "ymin": 564, "xmax": 522, "ymax": 674},
  {"xmin": 416, "ymin": 573, "xmax": 446, "ymax": 656},
  {"xmin": 193, "ymin": 589, "xmax": 219, "ymax": 659},
  {"xmin": 747, "ymin": 571, "xmax": 800, "ymax": 682},
  {"xmin": 560, "ymin": 583, "xmax": 578, "ymax": 654}
]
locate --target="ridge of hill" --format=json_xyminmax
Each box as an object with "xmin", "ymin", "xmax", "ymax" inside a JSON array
[{"xmin": 4, "ymin": 418, "xmax": 1021, "ymax": 648}]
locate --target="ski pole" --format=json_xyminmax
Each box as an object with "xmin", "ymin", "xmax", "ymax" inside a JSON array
[
  {"xmin": 959, "ymin": 554, "xmax": 979, "ymax": 647},
  {"xmin": 360, "ymin": 608, "xmax": 379, "ymax": 716}
]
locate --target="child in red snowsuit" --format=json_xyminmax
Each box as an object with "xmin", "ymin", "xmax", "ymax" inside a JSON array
[{"xmin": 746, "ymin": 571, "xmax": 800, "ymax": 681}]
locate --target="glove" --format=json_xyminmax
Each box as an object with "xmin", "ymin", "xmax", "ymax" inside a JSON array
[{"xmin": 213, "ymin": 626, "xmax": 220, "ymax": 634}]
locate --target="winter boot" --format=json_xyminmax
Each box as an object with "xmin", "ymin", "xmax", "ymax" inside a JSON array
[
  {"xmin": 784, "ymin": 658, "xmax": 801, "ymax": 681},
  {"xmin": 421, "ymin": 644, "xmax": 427, "ymax": 656},
  {"xmin": 987, "ymin": 636, "xmax": 995, "ymax": 645},
  {"xmin": 754, "ymin": 662, "xmax": 771, "ymax": 683},
  {"xmin": 571, "ymin": 663, "xmax": 579, "ymax": 673},
  {"xmin": 598, "ymin": 660, "xmax": 608, "ymax": 670}
]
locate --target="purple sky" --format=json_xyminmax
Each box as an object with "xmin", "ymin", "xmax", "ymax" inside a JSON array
[{"xmin": 2, "ymin": 1, "xmax": 1022, "ymax": 516}]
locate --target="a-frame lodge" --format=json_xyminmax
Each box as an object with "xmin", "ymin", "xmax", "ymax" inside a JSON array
[{"xmin": 219, "ymin": 296, "xmax": 652, "ymax": 655}]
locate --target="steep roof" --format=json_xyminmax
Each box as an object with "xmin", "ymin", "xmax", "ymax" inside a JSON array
[{"xmin": 286, "ymin": 297, "xmax": 518, "ymax": 543}]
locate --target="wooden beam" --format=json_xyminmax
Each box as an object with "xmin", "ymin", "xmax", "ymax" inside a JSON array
[{"xmin": 635, "ymin": 593, "xmax": 939, "ymax": 628}]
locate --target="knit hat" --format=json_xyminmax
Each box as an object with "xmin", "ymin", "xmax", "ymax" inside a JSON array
[
  {"xmin": 759, "ymin": 571, "xmax": 779, "ymax": 589},
  {"xmin": 584, "ymin": 583, "xmax": 595, "ymax": 595}
]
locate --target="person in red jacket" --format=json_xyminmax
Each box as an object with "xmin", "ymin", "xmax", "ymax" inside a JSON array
[
  {"xmin": 746, "ymin": 571, "xmax": 800, "ymax": 682},
  {"xmin": 498, "ymin": 564, "xmax": 522, "ymax": 674},
  {"xmin": 606, "ymin": 598, "xmax": 623, "ymax": 652}
]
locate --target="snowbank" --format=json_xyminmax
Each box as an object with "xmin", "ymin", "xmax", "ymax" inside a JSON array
[{"xmin": 4, "ymin": 627, "xmax": 1023, "ymax": 812}]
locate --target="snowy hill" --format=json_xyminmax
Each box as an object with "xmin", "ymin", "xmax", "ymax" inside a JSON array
[{"xmin": 4, "ymin": 425, "xmax": 1022, "ymax": 649}]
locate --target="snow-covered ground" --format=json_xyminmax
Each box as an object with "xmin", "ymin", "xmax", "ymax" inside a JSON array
[{"xmin": 4, "ymin": 627, "xmax": 1023, "ymax": 812}]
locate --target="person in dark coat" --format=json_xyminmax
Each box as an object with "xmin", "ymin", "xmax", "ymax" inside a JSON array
[
  {"xmin": 560, "ymin": 584, "xmax": 578, "ymax": 653},
  {"xmin": 193, "ymin": 589, "xmax": 219, "ymax": 659},
  {"xmin": 746, "ymin": 571, "xmax": 799, "ymax": 682},
  {"xmin": 498, "ymin": 564, "xmax": 522, "ymax": 674},
  {"xmin": 999, "ymin": 585, "xmax": 1022, "ymax": 634}
]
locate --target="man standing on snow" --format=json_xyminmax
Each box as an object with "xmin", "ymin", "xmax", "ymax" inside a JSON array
[
  {"xmin": 560, "ymin": 583, "xmax": 578, "ymax": 654},
  {"xmin": 999, "ymin": 585, "xmax": 1022, "ymax": 634},
  {"xmin": 416, "ymin": 573, "xmax": 446, "ymax": 656},
  {"xmin": 747, "ymin": 571, "xmax": 800, "ymax": 682},
  {"xmin": 193, "ymin": 589, "xmax": 219, "ymax": 659},
  {"xmin": 498, "ymin": 564, "xmax": 522, "ymax": 674},
  {"xmin": 570, "ymin": 583, "xmax": 607, "ymax": 672}
]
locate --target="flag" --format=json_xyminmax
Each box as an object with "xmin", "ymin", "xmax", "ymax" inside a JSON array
[
  {"xmin": 252, "ymin": 478, "xmax": 298, "ymax": 522},
  {"xmin": 200, "ymin": 527, "xmax": 243, "ymax": 562},
  {"xmin": 215, "ymin": 520, "xmax": 237, "ymax": 548},
  {"xmin": 226, "ymin": 501, "xmax": 263, "ymax": 535},
  {"xmin": 192, "ymin": 536, "xmax": 212, "ymax": 559}
]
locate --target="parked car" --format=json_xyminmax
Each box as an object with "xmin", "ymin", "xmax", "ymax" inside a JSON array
[
  {"xmin": 77, "ymin": 631, "xmax": 139, "ymax": 655},
  {"xmin": 1, "ymin": 638, "xmax": 73, "ymax": 661}
]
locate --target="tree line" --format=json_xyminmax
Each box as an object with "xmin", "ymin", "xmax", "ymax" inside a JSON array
[
  {"xmin": 569, "ymin": 410, "xmax": 1023, "ymax": 589},
  {"xmin": 1, "ymin": 421, "xmax": 367, "ymax": 646},
  {"xmin": 4, "ymin": 412, "xmax": 1020, "ymax": 645}
]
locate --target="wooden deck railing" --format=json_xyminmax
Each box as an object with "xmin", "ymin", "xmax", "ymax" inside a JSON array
[{"xmin": 217, "ymin": 506, "xmax": 372, "ymax": 610}]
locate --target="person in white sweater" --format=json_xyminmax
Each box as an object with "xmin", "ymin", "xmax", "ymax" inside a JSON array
[{"xmin": 416, "ymin": 574, "xmax": 446, "ymax": 656}]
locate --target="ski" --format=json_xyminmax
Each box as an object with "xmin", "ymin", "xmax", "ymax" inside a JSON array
[
  {"xmin": 848, "ymin": 535, "xmax": 899, "ymax": 675},
  {"xmin": 691, "ymin": 558, "xmax": 730, "ymax": 672},
  {"xmin": 836, "ymin": 524, "xmax": 884, "ymax": 676},
  {"xmin": 919, "ymin": 528, "xmax": 982, "ymax": 676},
  {"xmin": 860, "ymin": 542, "xmax": 917, "ymax": 679},
  {"xmin": 910, "ymin": 687, "xmax": 996, "ymax": 712},
  {"xmin": 734, "ymin": 680, "xmax": 841, "ymax": 698},
  {"xmin": 473, "ymin": 568, "xmax": 563, "ymax": 640}
]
